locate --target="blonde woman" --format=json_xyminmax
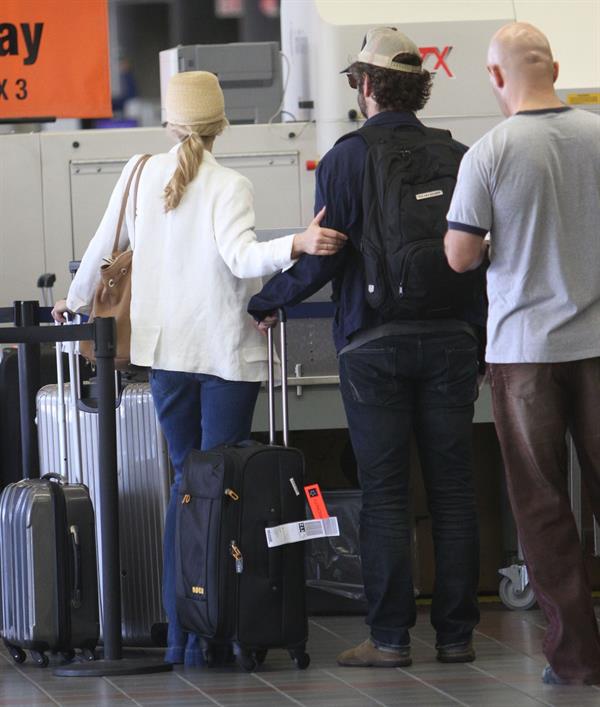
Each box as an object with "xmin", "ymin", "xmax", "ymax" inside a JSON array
[{"xmin": 52, "ymin": 71, "xmax": 346, "ymax": 666}]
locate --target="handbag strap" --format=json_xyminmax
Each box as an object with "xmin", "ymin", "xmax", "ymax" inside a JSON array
[{"xmin": 111, "ymin": 153, "xmax": 151, "ymax": 255}]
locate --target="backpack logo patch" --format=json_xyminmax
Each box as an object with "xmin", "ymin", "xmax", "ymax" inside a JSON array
[{"xmin": 415, "ymin": 189, "xmax": 444, "ymax": 201}]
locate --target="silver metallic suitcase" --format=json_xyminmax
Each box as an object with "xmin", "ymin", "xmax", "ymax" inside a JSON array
[
  {"xmin": 37, "ymin": 377, "xmax": 170, "ymax": 646},
  {"xmin": 0, "ymin": 476, "xmax": 99, "ymax": 666}
]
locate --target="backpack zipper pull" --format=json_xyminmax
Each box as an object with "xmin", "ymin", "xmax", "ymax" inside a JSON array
[
  {"xmin": 224, "ymin": 488, "xmax": 239, "ymax": 501},
  {"xmin": 230, "ymin": 540, "xmax": 244, "ymax": 573}
]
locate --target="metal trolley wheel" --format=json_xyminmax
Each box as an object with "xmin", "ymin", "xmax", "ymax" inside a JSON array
[{"xmin": 499, "ymin": 575, "xmax": 537, "ymax": 611}]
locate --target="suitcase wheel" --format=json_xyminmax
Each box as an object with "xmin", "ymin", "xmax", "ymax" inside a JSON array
[
  {"xmin": 199, "ymin": 639, "xmax": 235, "ymax": 667},
  {"xmin": 289, "ymin": 648, "xmax": 310, "ymax": 670},
  {"xmin": 6, "ymin": 645, "xmax": 26, "ymax": 664},
  {"xmin": 60, "ymin": 649, "xmax": 76, "ymax": 663},
  {"xmin": 233, "ymin": 644, "xmax": 257, "ymax": 672},
  {"xmin": 81, "ymin": 648, "xmax": 96, "ymax": 662},
  {"xmin": 236, "ymin": 648, "xmax": 268, "ymax": 671},
  {"xmin": 30, "ymin": 650, "xmax": 49, "ymax": 668},
  {"xmin": 253, "ymin": 648, "xmax": 267, "ymax": 666},
  {"xmin": 239, "ymin": 651, "xmax": 257, "ymax": 672}
]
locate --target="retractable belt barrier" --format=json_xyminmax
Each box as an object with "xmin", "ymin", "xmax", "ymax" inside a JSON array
[
  {"xmin": 0, "ymin": 304, "xmax": 54, "ymax": 325},
  {"xmin": 0, "ymin": 302, "xmax": 170, "ymax": 678}
]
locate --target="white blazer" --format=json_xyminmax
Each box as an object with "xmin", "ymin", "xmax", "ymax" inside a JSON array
[{"xmin": 67, "ymin": 145, "xmax": 295, "ymax": 381}]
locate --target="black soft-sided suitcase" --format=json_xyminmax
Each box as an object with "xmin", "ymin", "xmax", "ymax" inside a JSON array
[{"xmin": 175, "ymin": 318, "xmax": 309, "ymax": 671}]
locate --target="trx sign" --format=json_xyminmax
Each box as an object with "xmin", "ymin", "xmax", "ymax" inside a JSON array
[
  {"xmin": 0, "ymin": 0, "xmax": 111, "ymax": 120},
  {"xmin": 419, "ymin": 46, "xmax": 454, "ymax": 78}
]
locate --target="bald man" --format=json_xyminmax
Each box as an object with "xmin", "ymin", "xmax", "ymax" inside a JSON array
[{"xmin": 444, "ymin": 22, "xmax": 600, "ymax": 685}]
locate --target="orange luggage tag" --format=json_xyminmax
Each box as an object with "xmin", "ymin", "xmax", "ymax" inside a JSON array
[{"xmin": 304, "ymin": 483, "xmax": 330, "ymax": 519}]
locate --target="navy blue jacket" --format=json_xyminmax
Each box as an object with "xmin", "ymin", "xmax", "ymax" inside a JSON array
[{"xmin": 248, "ymin": 111, "xmax": 480, "ymax": 353}]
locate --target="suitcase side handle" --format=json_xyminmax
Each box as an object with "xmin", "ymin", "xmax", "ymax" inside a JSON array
[
  {"xmin": 266, "ymin": 308, "xmax": 289, "ymax": 447},
  {"xmin": 69, "ymin": 524, "xmax": 82, "ymax": 609}
]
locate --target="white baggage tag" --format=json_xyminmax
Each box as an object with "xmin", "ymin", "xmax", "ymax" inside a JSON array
[{"xmin": 265, "ymin": 517, "xmax": 340, "ymax": 548}]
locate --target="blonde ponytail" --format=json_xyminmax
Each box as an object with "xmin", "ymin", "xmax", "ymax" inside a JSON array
[
  {"xmin": 163, "ymin": 118, "xmax": 228, "ymax": 212},
  {"xmin": 164, "ymin": 133, "xmax": 204, "ymax": 212}
]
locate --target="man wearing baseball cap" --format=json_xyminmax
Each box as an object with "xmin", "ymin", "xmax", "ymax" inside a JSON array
[{"xmin": 249, "ymin": 27, "xmax": 485, "ymax": 667}]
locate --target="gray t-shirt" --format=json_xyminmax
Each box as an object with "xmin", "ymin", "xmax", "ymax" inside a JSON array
[{"xmin": 447, "ymin": 107, "xmax": 600, "ymax": 363}]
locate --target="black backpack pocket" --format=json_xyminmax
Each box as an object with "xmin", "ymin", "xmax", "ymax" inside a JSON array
[
  {"xmin": 390, "ymin": 239, "xmax": 468, "ymax": 317},
  {"xmin": 176, "ymin": 453, "xmax": 224, "ymax": 637}
]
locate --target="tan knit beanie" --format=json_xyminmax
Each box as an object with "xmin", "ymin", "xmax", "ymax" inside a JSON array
[{"xmin": 165, "ymin": 71, "xmax": 226, "ymax": 126}]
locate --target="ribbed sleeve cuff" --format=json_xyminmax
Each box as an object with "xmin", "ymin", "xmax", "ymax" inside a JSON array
[{"xmin": 447, "ymin": 221, "xmax": 488, "ymax": 237}]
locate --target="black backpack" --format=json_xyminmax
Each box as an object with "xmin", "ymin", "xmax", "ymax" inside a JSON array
[{"xmin": 355, "ymin": 123, "xmax": 483, "ymax": 320}]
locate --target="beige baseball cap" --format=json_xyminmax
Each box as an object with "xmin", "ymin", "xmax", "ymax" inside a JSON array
[
  {"xmin": 165, "ymin": 71, "xmax": 227, "ymax": 126},
  {"xmin": 342, "ymin": 26, "xmax": 424, "ymax": 74}
]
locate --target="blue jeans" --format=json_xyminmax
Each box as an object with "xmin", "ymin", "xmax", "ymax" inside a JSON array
[
  {"xmin": 339, "ymin": 331, "xmax": 480, "ymax": 649},
  {"xmin": 150, "ymin": 369, "xmax": 260, "ymax": 666}
]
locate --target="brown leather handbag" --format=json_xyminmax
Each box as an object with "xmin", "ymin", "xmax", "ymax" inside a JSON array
[{"xmin": 79, "ymin": 154, "xmax": 151, "ymax": 369}]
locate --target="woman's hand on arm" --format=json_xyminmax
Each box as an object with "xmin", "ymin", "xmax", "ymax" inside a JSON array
[{"xmin": 291, "ymin": 207, "xmax": 347, "ymax": 259}]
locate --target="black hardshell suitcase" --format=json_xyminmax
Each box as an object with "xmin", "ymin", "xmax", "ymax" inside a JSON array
[
  {"xmin": 176, "ymin": 315, "xmax": 309, "ymax": 671},
  {"xmin": 0, "ymin": 329, "xmax": 99, "ymax": 666}
]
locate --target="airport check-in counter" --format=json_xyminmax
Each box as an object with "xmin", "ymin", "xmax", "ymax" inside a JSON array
[{"xmin": 251, "ymin": 316, "xmax": 495, "ymax": 433}]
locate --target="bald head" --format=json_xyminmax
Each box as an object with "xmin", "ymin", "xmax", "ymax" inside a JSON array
[
  {"xmin": 488, "ymin": 23, "xmax": 555, "ymax": 84},
  {"xmin": 486, "ymin": 22, "xmax": 561, "ymax": 115}
]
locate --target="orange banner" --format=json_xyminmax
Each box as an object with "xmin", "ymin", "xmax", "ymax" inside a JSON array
[{"xmin": 0, "ymin": 0, "xmax": 111, "ymax": 120}]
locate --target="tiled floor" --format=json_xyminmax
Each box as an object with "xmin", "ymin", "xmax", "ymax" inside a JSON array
[{"xmin": 2, "ymin": 605, "xmax": 600, "ymax": 706}]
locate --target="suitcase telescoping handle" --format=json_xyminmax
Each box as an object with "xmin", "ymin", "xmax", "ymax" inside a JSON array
[
  {"xmin": 266, "ymin": 308, "xmax": 289, "ymax": 447},
  {"xmin": 37, "ymin": 272, "xmax": 56, "ymax": 307},
  {"xmin": 55, "ymin": 316, "xmax": 83, "ymax": 484}
]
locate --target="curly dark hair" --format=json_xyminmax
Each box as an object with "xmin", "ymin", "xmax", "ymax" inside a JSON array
[{"xmin": 350, "ymin": 54, "xmax": 432, "ymax": 112}]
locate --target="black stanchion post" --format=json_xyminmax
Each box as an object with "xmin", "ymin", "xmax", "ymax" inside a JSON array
[
  {"xmin": 16, "ymin": 300, "xmax": 41, "ymax": 479},
  {"xmin": 94, "ymin": 317, "xmax": 122, "ymax": 661},
  {"xmin": 54, "ymin": 317, "xmax": 172, "ymax": 677}
]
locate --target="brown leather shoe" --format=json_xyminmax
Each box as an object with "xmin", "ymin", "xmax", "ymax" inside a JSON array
[
  {"xmin": 337, "ymin": 638, "xmax": 412, "ymax": 667},
  {"xmin": 436, "ymin": 641, "xmax": 475, "ymax": 663}
]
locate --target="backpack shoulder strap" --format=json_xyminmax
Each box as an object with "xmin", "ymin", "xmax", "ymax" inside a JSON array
[
  {"xmin": 334, "ymin": 122, "xmax": 455, "ymax": 151},
  {"xmin": 419, "ymin": 126, "xmax": 453, "ymax": 140},
  {"xmin": 358, "ymin": 122, "xmax": 457, "ymax": 147}
]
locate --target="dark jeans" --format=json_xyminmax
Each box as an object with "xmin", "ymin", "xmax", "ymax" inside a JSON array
[
  {"xmin": 150, "ymin": 369, "xmax": 260, "ymax": 666},
  {"xmin": 339, "ymin": 331, "xmax": 480, "ymax": 649},
  {"xmin": 489, "ymin": 360, "xmax": 600, "ymax": 683}
]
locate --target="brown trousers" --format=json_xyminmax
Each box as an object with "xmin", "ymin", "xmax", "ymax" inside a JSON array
[{"xmin": 489, "ymin": 359, "xmax": 600, "ymax": 683}]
